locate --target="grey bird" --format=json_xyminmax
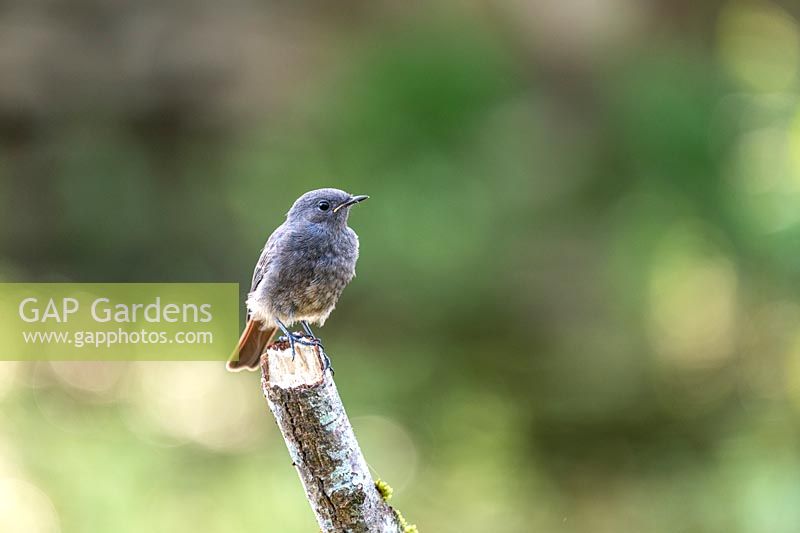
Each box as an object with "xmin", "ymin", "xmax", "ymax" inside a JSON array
[{"xmin": 227, "ymin": 188, "xmax": 369, "ymax": 371}]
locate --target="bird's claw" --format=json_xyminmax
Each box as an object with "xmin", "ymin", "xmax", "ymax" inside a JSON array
[
  {"xmin": 320, "ymin": 351, "xmax": 334, "ymax": 375},
  {"xmin": 296, "ymin": 336, "xmax": 322, "ymax": 348},
  {"xmin": 278, "ymin": 332, "xmax": 325, "ymax": 363}
]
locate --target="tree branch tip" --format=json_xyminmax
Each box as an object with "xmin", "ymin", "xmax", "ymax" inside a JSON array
[{"xmin": 261, "ymin": 341, "xmax": 326, "ymax": 389}]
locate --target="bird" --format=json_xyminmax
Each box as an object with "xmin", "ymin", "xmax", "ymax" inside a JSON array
[{"xmin": 227, "ymin": 188, "xmax": 368, "ymax": 371}]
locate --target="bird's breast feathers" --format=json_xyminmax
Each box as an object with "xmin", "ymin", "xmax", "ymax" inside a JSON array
[{"xmin": 247, "ymin": 226, "xmax": 359, "ymax": 324}]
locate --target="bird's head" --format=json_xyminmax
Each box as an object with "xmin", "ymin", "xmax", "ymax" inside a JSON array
[{"xmin": 287, "ymin": 188, "xmax": 369, "ymax": 226}]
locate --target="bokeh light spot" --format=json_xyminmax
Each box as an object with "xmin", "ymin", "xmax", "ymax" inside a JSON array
[
  {"xmin": 0, "ymin": 478, "xmax": 60, "ymax": 533},
  {"xmin": 717, "ymin": 1, "xmax": 800, "ymax": 92},
  {"xmin": 48, "ymin": 362, "xmax": 127, "ymax": 401},
  {"xmin": 351, "ymin": 415, "xmax": 418, "ymax": 493},
  {"xmin": 648, "ymin": 221, "xmax": 738, "ymax": 368},
  {"xmin": 130, "ymin": 362, "xmax": 268, "ymax": 452},
  {"xmin": 728, "ymin": 127, "xmax": 800, "ymax": 231}
]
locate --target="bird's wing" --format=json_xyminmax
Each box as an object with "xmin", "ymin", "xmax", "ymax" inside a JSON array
[{"xmin": 250, "ymin": 224, "xmax": 284, "ymax": 293}]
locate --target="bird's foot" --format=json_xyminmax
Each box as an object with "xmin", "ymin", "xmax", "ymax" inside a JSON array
[
  {"xmin": 277, "ymin": 332, "xmax": 321, "ymax": 347},
  {"xmin": 277, "ymin": 332, "xmax": 324, "ymax": 361}
]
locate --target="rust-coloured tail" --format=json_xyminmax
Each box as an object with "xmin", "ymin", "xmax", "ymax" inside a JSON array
[{"xmin": 227, "ymin": 319, "xmax": 277, "ymax": 372}]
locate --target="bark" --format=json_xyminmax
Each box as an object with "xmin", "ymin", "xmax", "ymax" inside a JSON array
[{"xmin": 260, "ymin": 341, "xmax": 403, "ymax": 533}]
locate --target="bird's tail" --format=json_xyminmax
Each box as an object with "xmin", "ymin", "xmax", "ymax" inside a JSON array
[{"xmin": 226, "ymin": 319, "xmax": 277, "ymax": 372}]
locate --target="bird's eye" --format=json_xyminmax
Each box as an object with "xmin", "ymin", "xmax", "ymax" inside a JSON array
[{"xmin": 317, "ymin": 200, "xmax": 331, "ymax": 212}]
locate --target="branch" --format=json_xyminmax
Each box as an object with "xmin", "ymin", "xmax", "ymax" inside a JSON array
[{"xmin": 260, "ymin": 340, "xmax": 405, "ymax": 533}]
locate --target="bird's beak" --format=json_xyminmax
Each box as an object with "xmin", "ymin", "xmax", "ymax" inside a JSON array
[{"xmin": 333, "ymin": 195, "xmax": 369, "ymax": 213}]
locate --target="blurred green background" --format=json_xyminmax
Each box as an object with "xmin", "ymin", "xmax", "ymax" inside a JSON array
[{"xmin": 1, "ymin": 1, "xmax": 800, "ymax": 532}]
